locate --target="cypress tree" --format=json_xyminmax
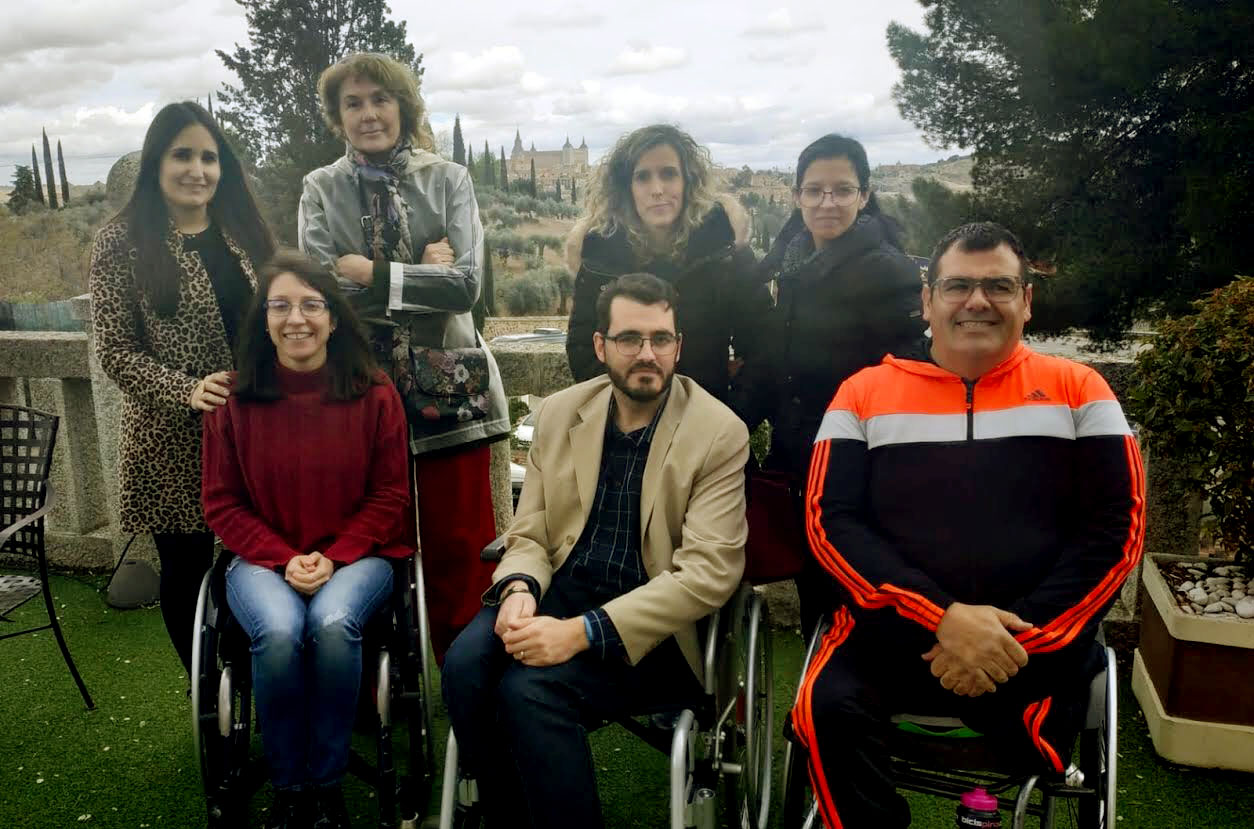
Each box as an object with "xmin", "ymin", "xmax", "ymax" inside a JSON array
[
  {"xmin": 482, "ymin": 140, "xmax": 494, "ymax": 186},
  {"xmin": 467, "ymin": 144, "xmax": 475, "ymax": 182},
  {"xmin": 42, "ymin": 129, "xmax": 59, "ymax": 209},
  {"xmin": 31, "ymin": 146, "xmax": 45, "ymax": 205},
  {"xmin": 498, "ymin": 146, "xmax": 507, "ymax": 189},
  {"xmin": 570, "ymin": 178, "xmax": 577, "ymax": 205},
  {"xmin": 57, "ymin": 140, "xmax": 70, "ymax": 204},
  {"xmin": 529, "ymin": 157, "xmax": 537, "ymax": 198},
  {"xmin": 452, "ymin": 114, "xmax": 465, "ymax": 165}
]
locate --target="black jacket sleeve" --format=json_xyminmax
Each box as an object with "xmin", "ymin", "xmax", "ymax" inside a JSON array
[
  {"xmin": 566, "ymin": 260, "xmax": 609, "ymax": 382},
  {"xmin": 726, "ymin": 246, "xmax": 771, "ymax": 365}
]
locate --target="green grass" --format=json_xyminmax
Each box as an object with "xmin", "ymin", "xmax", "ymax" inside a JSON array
[{"xmin": 2, "ymin": 574, "xmax": 1252, "ymax": 828}]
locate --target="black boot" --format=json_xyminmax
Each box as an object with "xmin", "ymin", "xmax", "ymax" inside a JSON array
[
  {"xmin": 312, "ymin": 783, "xmax": 351, "ymax": 829},
  {"xmin": 266, "ymin": 788, "xmax": 311, "ymax": 829}
]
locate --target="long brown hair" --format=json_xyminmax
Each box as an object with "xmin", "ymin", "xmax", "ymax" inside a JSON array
[
  {"xmin": 580, "ymin": 124, "xmax": 720, "ymax": 261},
  {"xmin": 117, "ymin": 101, "xmax": 274, "ymax": 316},
  {"xmin": 234, "ymin": 250, "xmax": 382, "ymax": 402}
]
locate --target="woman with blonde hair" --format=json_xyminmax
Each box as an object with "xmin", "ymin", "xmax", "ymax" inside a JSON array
[
  {"xmin": 565, "ymin": 124, "xmax": 768, "ymax": 402},
  {"xmin": 299, "ymin": 52, "xmax": 510, "ymax": 662}
]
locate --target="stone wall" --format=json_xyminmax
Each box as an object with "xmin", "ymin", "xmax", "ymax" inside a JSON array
[{"xmin": 2, "ymin": 316, "xmax": 1202, "ymax": 628}]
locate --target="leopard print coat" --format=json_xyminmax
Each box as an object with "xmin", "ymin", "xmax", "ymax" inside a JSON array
[{"xmin": 89, "ymin": 220, "xmax": 258, "ymax": 533}]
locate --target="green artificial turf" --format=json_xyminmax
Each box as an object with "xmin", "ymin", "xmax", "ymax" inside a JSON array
[{"xmin": 2, "ymin": 574, "xmax": 1252, "ymax": 828}]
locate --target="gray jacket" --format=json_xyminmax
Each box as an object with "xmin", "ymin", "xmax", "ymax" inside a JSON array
[{"xmin": 299, "ymin": 149, "xmax": 510, "ymax": 455}]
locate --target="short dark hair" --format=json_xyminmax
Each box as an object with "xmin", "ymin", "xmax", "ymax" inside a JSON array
[
  {"xmin": 926, "ymin": 222, "xmax": 1029, "ymax": 285},
  {"xmin": 234, "ymin": 249, "xmax": 382, "ymax": 402},
  {"xmin": 594, "ymin": 273, "xmax": 679, "ymax": 334}
]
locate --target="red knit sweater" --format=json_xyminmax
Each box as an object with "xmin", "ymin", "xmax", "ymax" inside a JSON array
[{"xmin": 201, "ymin": 363, "xmax": 415, "ymax": 568}]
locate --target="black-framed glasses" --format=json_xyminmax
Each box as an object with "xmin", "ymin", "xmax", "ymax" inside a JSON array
[
  {"xmin": 933, "ymin": 276, "xmax": 1024, "ymax": 304},
  {"xmin": 603, "ymin": 332, "xmax": 680, "ymax": 356},
  {"xmin": 265, "ymin": 298, "xmax": 330, "ymax": 317},
  {"xmin": 797, "ymin": 184, "xmax": 863, "ymax": 208}
]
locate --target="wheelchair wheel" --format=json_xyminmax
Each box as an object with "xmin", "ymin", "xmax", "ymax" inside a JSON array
[
  {"xmin": 192, "ymin": 569, "xmax": 253, "ymax": 827},
  {"xmin": 780, "ymin": 740, "xmax": 821, "ymax": 829},
  {"xmin": 1077, "ymin": 646, "xmax": 1117, "ymax": 828},
  {"xmin": 721, "ymin": 589, "xmax": 772, "ymax": 829}
]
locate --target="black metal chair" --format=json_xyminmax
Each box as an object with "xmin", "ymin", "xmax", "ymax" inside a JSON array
[{"xmin": 0, "ymin": 404, "xmax": 93, "ymax": 710}]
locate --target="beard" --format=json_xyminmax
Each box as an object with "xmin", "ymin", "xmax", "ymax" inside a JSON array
[{"xmin": 607, "ymin": 359, "xmax": 673, "ymax": 402}]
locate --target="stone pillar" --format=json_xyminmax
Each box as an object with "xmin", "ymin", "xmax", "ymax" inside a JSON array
[{"xmin": 489, "ymin": 438, "xmax": 514, "ymax": 537}]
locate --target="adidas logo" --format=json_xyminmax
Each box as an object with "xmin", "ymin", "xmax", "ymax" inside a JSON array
[{"xmin": 1024, "ymin": 389, "xmax": 1050, "ymax": 401}]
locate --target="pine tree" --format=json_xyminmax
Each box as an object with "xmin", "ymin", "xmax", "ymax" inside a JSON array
[
  {"xmin": 8, "ymin": 165, "xmax": 39, "ymax": 214},
  {"xmin": 482, "ymin": 140, "xmax": 494, "ymax": 186},
  {"xmin": 555, "ymin": 179, "xmax": 562, "ymax": 201},
  {"xmin": 498, "ymin": 146, "xmax": 507, "ymax": 189},
  {"xmin": 56, "ymin": 139, "xmax": 69, "ymax": 204},
  {"xmin": 31, "ymin": 146, "xmax": 45, "ymax": 205},
  {"xmin": 452, "ymin": 114, "xmax": 465, "ymax": 166},
  {"xmin": 41, "ymin": 129, "xmax": 58, "ymax": 209},
  {"xmin": 529, "ymin": 158, "xmax": 537, "ymax": 198}
]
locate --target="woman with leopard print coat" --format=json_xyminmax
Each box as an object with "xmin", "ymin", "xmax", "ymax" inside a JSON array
[{"xmin": 89, "ymin": 102, "xmax": 274, "ymax": 675}]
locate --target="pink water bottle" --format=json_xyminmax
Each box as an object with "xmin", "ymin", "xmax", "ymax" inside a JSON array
[{"xmin": 956, "ymin": 787, "xmax": 1002, "ymax": 828}]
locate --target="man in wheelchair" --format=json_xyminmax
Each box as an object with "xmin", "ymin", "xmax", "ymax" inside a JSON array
[
  {"xmin": 442, "ymin": 273, "xmax": 750, "ymax": 828},
  {"xmin": 791, "ymin": 223, "xmax": 1145, "ymax": 827}
]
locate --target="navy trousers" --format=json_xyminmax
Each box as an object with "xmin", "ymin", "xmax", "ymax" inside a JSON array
[{"xmin": 442, "ymin": 578, "xmax": 702, "ymax": 829}]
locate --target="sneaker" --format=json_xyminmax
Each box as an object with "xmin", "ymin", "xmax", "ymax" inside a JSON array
[
  {"xmin": 266, "ymin": 788, "xmax": 311, "ymax": 829},
  {"xmin": 312, "ymin": 783, "xmax": 351, "ymax": 829}
]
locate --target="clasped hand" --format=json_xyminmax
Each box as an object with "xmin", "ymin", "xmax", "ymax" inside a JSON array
[
  {"xmin": 285, "ymin": 551, "xmax": 333, "ymax": 596},
  {"xmin": 923, "ymin": 602, "xmax": 1032, "ymax": 697},
  {"xmin": 493, "ymin": 582, "xmax": 589, "ymax": 667}
]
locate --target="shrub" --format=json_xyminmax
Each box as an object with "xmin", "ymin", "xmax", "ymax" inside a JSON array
[
  {"xmin": 1126, "ymin": 276, "xmax": 1254, "ymax": 560},
  {"xmin": 500, "ymin": 271, "xmax": 557, "ymax": 315}
]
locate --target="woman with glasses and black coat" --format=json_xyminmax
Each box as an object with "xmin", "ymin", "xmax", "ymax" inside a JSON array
[{"xmin": 730, "ymin": 134, "xmax": 925, "ymax": 630}]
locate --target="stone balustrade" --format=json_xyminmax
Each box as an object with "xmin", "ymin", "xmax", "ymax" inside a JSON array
[{"xmin": 1, "ymin": 305, "xmax": 1198, "ymax": 624}]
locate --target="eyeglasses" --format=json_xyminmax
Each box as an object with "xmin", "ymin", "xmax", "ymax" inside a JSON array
[
  {"xmin": 602, "ymin": 332, "xmax": 680, "ymax": 356},
  {"xmin": 933, "ymin": 276, "xmax": 1024, "ymax": 304},
  {"xmin": 797, "ymin": 185, "xmax": 863, "ymax": 208},
  {"xmin": 265, "ymin": 299, "xmax": 330, "ymax": 317}
]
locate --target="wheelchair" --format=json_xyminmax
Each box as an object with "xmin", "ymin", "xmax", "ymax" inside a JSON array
[
  {"xmin": 780, "ymin": 616, "xmax": 1118, "ymax": 829},
  {"xmin": 190, "ymin": 549, "xmax": 438, "ymax": 828},
  {"xmin": 437, "ymin": 539, "xmax": 774, "ymax": 829}
]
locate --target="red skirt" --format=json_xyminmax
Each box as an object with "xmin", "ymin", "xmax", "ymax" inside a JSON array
[{"xmin": 413, "ymin": 442, "xmax": 498, "ymax": 664}]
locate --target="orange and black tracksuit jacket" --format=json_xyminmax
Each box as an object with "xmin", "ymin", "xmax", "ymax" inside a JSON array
[{"xmin": 793, "ymin": 343, "xmax": 1145, "ymax": 824}]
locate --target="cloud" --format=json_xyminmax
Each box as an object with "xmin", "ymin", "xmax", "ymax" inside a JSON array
[
  {"xmin": 746, "ymin": 46, "xmax": 816, "ymax": 67},
  {"xmin": 606, "ymin": 45, "xmax": 688, "ymax": 76},
  {"xmin": 743, "ymin": 8, "xmax": 825, "ymax": 37},
  {"xmin": 510, "ymin": 6, "xmax": 606, "ymax": 29},
  {"xmin": 434, "ymin": 46, "xmax": 527, "ymax": 91}
]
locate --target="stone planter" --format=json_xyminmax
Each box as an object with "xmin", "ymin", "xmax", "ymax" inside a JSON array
[{"xmin": 1132, "ymin": 554, "xmax": 1254, "ymax": 772}]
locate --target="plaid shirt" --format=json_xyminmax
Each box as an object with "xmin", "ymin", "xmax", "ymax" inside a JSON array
[
  {"xmin": 494, "ymin": 394, "xmax": 666, "ymax": 659},
  {"xmin": 571, "ymin": 396, "xmax": 665, "ymax": 658}
]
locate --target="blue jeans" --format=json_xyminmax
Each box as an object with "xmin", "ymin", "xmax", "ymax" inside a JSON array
[{"xmin": 224, "ymin": 555, "xmax": 394, "ymax": 789}]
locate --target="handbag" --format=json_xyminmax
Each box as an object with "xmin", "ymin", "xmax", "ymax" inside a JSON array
[
  {"xmin": 396, "ymin": 344, "xmax": 491, "ymax": 425},
  {"xmin": 743, "ymin": 467, "xmax": 808, "ymax": 584}
]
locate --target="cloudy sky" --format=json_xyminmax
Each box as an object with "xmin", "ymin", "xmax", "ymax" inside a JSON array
[{"xmin": 0, "ymin": 0, "xmax": 953, "ymax": 187}]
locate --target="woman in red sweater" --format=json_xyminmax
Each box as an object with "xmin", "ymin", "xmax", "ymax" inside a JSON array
[{"xmin": 201, "ymin": 250, "xmax": 413, "ymax": 829}]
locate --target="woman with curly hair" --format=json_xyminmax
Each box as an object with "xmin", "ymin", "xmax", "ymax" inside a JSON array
[
  {"xmin": 299, "ymin": 52, "xmax": 509, "ymax": 662},
  {"xmin": 89, "ymin": 101, "xmax": 274, "ymax": 675},
  {"xmin": 565, "ymin": 124, "xmax": 768, "ymax": 402}
]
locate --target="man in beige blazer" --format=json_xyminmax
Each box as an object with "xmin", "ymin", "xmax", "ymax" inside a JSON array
[{"xmin": 442, "ymin": 273, "xmax": 749, "ymax": 829}]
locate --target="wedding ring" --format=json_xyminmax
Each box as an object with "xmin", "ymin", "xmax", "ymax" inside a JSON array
[{"xmin": 519, "ymin": 650, "xmax": 527, "ymax": 660}]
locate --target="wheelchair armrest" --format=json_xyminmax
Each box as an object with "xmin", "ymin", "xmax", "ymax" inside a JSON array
[{"xmin": 480, "ymin": 535, "xmax": 507, "ymax": 562}]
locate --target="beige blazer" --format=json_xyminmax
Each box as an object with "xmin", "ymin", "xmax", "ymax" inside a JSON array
[{"xmin": 493, "ymin": 375, "xmax": 749, "ymax": 682}]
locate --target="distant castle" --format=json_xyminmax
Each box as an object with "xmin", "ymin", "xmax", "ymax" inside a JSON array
[{"xmin": 509, "ymin": 130, "xmax": 590, "ymax": 174}]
